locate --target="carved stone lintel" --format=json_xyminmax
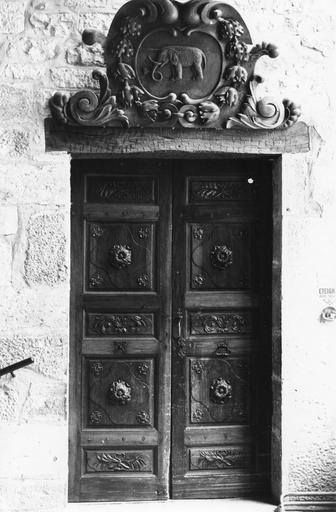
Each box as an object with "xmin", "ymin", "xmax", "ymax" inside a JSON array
[{"xmin": 48, "ymin": 0, "xmax": 301, "ymax": 131}]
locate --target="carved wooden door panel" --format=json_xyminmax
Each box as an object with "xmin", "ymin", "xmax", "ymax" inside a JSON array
[
  {"xmin": 70, "ymin": 159, "xmax": 272, "ymax": 502},
  {"xmin": 171, "ymin": 161, "xmax": 272, "ymax": 499},
  {"xmin": 70, "ymin": 160, "xmax": 172, "ymax": 502}
]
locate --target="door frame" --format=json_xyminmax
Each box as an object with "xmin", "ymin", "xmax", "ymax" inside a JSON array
[{"xmin": 68, "ymin": 154, "xmax": 282, "ymax": 504}]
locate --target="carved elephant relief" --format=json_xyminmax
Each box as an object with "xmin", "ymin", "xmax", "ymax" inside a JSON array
[{"xmin": 148, "ymin": 46, "xmax": 207, "ymax": 82}]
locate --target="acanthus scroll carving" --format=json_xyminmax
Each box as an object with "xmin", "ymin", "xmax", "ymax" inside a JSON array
[{"xmin": 49, "ymin": 0, "xmax": 301, "ymax": 131}]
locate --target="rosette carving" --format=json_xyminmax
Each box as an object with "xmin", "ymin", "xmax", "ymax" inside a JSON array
[
  {"xmin": 108, "ymin": 380, "xmax": 132, "ymax": 405},
  {"xmin": 109, "ymin": 244, "xmax": 132, "ymax": 269},
  {"xmin": 210, "ymin": 378, "xmax": 232, "ymax": 404},
  {"xmin": 210, "ymin": 245, "xmax": 233, "ymax": 269}
]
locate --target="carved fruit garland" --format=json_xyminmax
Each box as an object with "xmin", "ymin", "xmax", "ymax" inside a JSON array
[{"xmin": 49, "ymin": 0, "xmax": 301, "ymax": 131}]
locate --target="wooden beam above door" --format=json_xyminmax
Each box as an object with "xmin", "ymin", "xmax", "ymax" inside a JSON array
[{"xmin": 45, "ymin": 119, "xmax": 312, "ymax": 156}]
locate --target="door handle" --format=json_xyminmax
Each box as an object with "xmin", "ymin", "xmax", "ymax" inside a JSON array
[{"xmin": 174, "ymin": 308, "xmax": 186, "ymax": 359}]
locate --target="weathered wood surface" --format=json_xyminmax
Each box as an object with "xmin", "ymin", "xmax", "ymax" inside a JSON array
[{"xmin": 45, "ymin": 119, "xmax": 311, "ymax": 156}]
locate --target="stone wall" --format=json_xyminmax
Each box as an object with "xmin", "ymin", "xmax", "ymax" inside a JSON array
[{"xmin": 0, "ymin": 0, "xmax": 335, "ymax": 511}]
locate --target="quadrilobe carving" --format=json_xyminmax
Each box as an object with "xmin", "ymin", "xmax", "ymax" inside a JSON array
[
  {"xmin": 87, "ymin": 222, "xmax": 155, "ymax": 291},
  {"xmin": 87, "ymin": 359, "xmax": 154, "ymax": 427},
  {"xmin": 49, "ymin": 0, "xmax": 301, "ymax": 130},
  {"xmin": 190, "ymin": 223, "xmax": 252, "ymax": 290}
]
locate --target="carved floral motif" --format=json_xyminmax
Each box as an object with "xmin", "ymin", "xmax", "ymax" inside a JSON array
[
  {"xmin": 210, "ymin": 377, "xmax": 232, "ymax": 404},
  {"xmin": 89, "ymin": 410, "xmax": 103, "ymax": 425},
  {"xmin": 90, "ymin": 224, "xmax": 104, "ymax": 239},
  {"xmin": 193, "ymin": 225, "xmax": 205, "ymax": 240},
  {"xmin": 115, "ymin": 342, "xmax": 127, "ymax": 353},
  {"xmin": 49, "ymin": 0, "xmax": 301, "ymax": 131},
  {"xmin": 136, "ymin": 410, "xmax": 150, "ymax": 424},
  {"xmin": 90, "ymin": 362, "xmax": 104, "ymax": 376},
  {"xmin": 108, "ymin": 380, "xmax": 132, "ymax": 405},
  {"xmin": 191, "ymin": 313, "xmax": 247, "ymax": 334},
  {"xmin": 89, "ymin": 271, "xmax": 106, "ymax": 289},
  {"xmin": 94, "ymin": 180, "xmax": 154, "ymax": 203},
  {"xmin": 137, "ymin": 363, "xmax": 150, "ymax": 375},
  {"xmin": 88, "ymin": 314, "xmax": 152, "ymax": 336},
  {"xmin": 227, "ymin": 76, "xmax": 301, "ymax": 129},
  {"xmin": 137, "ymin": 273, "xmax": 150, "ymax": 288},
  {"xmin": 137, "ymin": 226, "xmax": 150, "ymax": 239},
  {"xmin": 191, "ymin": 360, "xmax": 205, "ymax": 375},
  {"xmin": 190, "ymin": 180, "xmax": 255, "ymax": 202},
  {"xmin": 175, "ymin": 337, "xmax": 187, "ymax": 359},
  {"xmin": 49, "ymin": 71, "xmax": 129, "ymax": 127},
  {"xmin": 210, "ymin": 245, "xmax": 233, "ymax": 270},
  {"xmin": 193, "ymin": 274, "xmax": 205, "ymax": 287},
  {"xmin": 93, "ymin": 452, "xmax": 146, "ymax": 472},
  {"xmin": 198, "ymin": 448, "xmax": 245, "ymax": 469},
  {"xmin": 193, "ymin": 409, "xmax": 204, "ymax": 422},
  {"xmin": 109, "ymin": 244, "xmax": 132, "ymax": 269}
]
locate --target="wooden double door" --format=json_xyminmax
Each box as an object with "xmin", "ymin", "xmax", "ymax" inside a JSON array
[{"xmin": 70, "ymin": 159, "xmax": 273, "ymax": 502}]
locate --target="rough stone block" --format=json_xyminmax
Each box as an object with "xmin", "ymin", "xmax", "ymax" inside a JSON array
[
  {"xmin": 0, "ymin": 424, "xmax": 67, "ymax": 479},
  {"xmin": 29, "ymin": 11, "xmax": 76, "ymax": 37},
  {"xmin": 3, "ymin": 63, "xmax": 48, "ymax": 82},
  {"xmin": 0, "ymin": 335, "xmax": 66, "ymax": 381},
  {"xmin": 0, "ymin": 206, "xmax": 18, "ymax": 235},
  {"xmin": 64, "ymin": 0, "xmax": 107, "ymax": 9},
  {"xmin": 21, "ymin": 37, "xmax": 60, "ymax": 62},
  {"xmin": 0, "ymin": 84, "xmax": 34, "ymax": 121},
  {"xmin": 50, "ymin": 67, "xmax": 98, "ymax": 88},
  {"xmin": 0, "ymin": 128, "xmax": 30, "ymax": 158},
  {"xmin": 25, "ymin": 213, "xmax": 67, "ymax": 285},
  {"xmin": 0, "ymin": 478, "xmax": 66, "ymax": 511},
  {"xmin": 0, "ymin": 286, "xmax": 69, "ymax": 333},
  {"xmin": 78, "ymin": 12, "xmax": 114, "ymax": 34},
  {"xmin": 0, "ymin": 160, "xmax": 70, "ymax": 205},
  {"xmin": 66, "ymin": 42, "xmax": 104, "ymax": 66},
  {"xmin": 0, "ymin": 379, "xmax": 18, "ymax": 423},
  {"xmin": 0, "ymin": 237, "xmax": 12, "ymax": 285},
  {"xmin": 0, "ymin": 2, "xmax": 25, "ymax": 34},
  {"xmin": 20, "ymin": 372, "xmax": 67, "ymax": 423}
]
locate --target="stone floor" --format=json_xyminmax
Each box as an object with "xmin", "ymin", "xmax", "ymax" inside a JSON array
[{"xmin": 66, "ymin": 500, "xmax": 277, "ymax": 512}]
